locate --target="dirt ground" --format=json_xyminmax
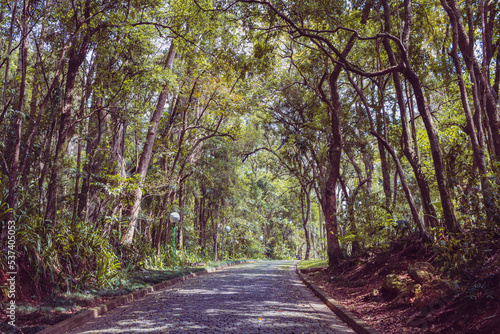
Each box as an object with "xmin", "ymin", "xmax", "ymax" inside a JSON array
[{"xmin": 306, "ymin": 245, "xmax": 500, "ymax": 334}]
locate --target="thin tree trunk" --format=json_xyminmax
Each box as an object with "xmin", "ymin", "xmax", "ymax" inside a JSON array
[
  {"xmin": 377, "ymin": 132, "xmax": 429, "ymax": 241},
  {"xmin": 3, "ymin": 0, "xmax": 27, "ymax": 234},
  {"xmin": 377, "ymin": 115, "xmax": 392, "ymax": 210},
  {"xmin": 215, "ymin": 204, "xmax": 220, "ymax": 260},
  {"xmin": 212, "ymin": 206, "xmax": 219, "ymax": 261},
  {"xmin": 404, "ymin": 70, "xmax": 461, "ymax": 234},
  {"xmin": 1, "ymin": 0, "xmax": 18, "ymax": 114},
  {"xmin": 318, "ymin": 35, "xmax": 358, "ymax": 268},
  {"xmin": 380, "ymin": 0, "xmax": 462, "ymax": 234},
  {"xmin": 347, "ymin": 72, "xmax": 430, "ymax": 242},
  {"xmin": 72, "ymin": 142, "xmax": 81, "ymax": 223},
  {"xmin": 494, "ymin": 50, "xmax": 500, "ymax": 97},
  {"xmin": 449, "ymin": 31, "xmax": 498, "ymax": 225},
  {"xmin": 77, "ymin": 104, "xmax": 106, "ymax": 220},
  {"xmin": 44, "ymin": 29, "xmax": 91, "ymax": 224},
  {"xmin": 382, "ymin": 0, "xmax": 439, "ymax": 229},
  {"xmin": 155, "ymin": 189, "xmax": 172, "ymax": 255},
  {"xmin": 441, "ymin": 0, "xmax": 500, "ymax": 161},
  {"xmin": 121, "ymin": 42, "xmax": 176, "ymax": 245},
  {"xmin": 300, "ymin": 187, "xmax": 311, "ymax": 260},
  {"xmin": 178, "ymin": 182, "xmax": 184, "ymax": 249},
  {"xmin": 155, "ymin": 190, "xmax": 171, "ymax": 255}
]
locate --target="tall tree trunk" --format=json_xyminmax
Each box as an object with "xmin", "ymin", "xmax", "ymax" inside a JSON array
[
  {"xmin": 178, "ymin": 182, "xmax": 184, "ymax": 250},
  {"xmin": 300, "ymin": 187, "xmax": 311, "ymax": 260},
  {"xmin": 44, "ymin": 28, "xmax": 91, "ymax": 224},
  {"xmin": 216, "ymin": 204, "xmax": 220, "ymax": 259},
  {"xmin": 403, "ymin": 70, "xmax": 461, "ymax": 233},
  {"xmin": 312, "ymin": 36, "xmax": 358, "ymax": 268},
  {"xmin": 373, "ymin": 131, "xmax": 429, "ymax": 241},
  {"xmin": 322, "ymin": 165, "xmax": 342, "ymax": 267},
  {"xmin": 72, "ymin": 141, "xmax": 82, "ymax": 223},
  {"xmin": 382, "ymin": 0, "xmax": 439, "ymax": 229},
  {"xmin": 315, "ymin": 34, "xmax": 359, "ymax": 268},
  {"xmin": 448, "ymin": 27, "xmax": 499, "ymax": 225},
  {"xmin": 37, "ymin": 95, "xmax": 58, "ymax": 205},
  {"xmin": 441, "ymin": 0, "xmax": 500, "ymax": 161},
  {"xmin": 3, "ymin": 0, "xmax": 28, "ymax": 235},
  {"xmin": 77, "ymin": 103, "xmax": 106, "ymax": 221},
  {"xmin": 494, "ymin": 50, "xmax": 500, "ymax": 98},
  {"xmin": 121, "ymin": 42, "xmax": 176, "ymax": 245},
  {"xmin": 381, "ymin": 0, "xmax": 462, "ymax": 234},
  {"xmin": 198, "ymin": 196, "xmax": 206, "ymax": 250},
  {"xmin": 1, "ymin": 0, "xmax": 18, "ymax": 116},
  {"xmin": 322, "ymin": 70, "xmax": 345, "ymax": 267},
  {"xmin": 155, "ymin": 190, "xmax": 172, "ymax": 255},
  {"xmin": 212, "ymin": 206, "xmax": 219, "ymax": 261},
  {"xmin": 347, "ymin": 72, "xmax": 430, "ymax": 241},
  {"xmin": 376, "ymin": 110, "xmax": 392, "ymax": 210}
]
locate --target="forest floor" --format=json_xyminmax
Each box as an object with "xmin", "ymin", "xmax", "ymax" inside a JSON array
[{"xmin": 304, "ymin": 242, "xmax": 500, "ymax": 334}]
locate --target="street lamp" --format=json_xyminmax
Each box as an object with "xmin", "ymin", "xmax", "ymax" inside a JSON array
[
  {"xmin": 170, "ymin": 212, "xmax": 180, "ymax": 267},
  {"xmin": 225, "ymin": 226, "xmax": 231, "ymax": 260}
]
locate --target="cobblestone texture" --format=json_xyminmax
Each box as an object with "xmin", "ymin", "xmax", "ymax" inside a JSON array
[{"xmin": 67, "ymin": 261, "xmax": 355, "ymax": 333}]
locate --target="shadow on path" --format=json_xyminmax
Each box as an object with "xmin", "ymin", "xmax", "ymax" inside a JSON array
[{"xmin": 69, "ymin": 261, "xmax": 353, "ymax": 334}]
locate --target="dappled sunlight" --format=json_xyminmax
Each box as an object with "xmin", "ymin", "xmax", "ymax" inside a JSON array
[{"xmin": 70, "ymin": 261, "xmax": 350, "ymax": 333}]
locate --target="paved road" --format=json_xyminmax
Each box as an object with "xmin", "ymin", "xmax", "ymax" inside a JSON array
[{"xmin": 68, "ymin": 261, "xmax": 355, "ymax": 333}]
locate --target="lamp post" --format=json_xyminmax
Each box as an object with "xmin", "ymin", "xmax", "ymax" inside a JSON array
[
  {"xmin": 170, "ymin": 212, "xmax": 180, "ymax": 267},
  {"xmin": 225, "ymin": 226, "xmax": 231, "ymax": 260}
]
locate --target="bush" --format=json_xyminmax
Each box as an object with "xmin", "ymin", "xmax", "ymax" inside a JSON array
[{"xmin": 15, "ymin": 214, "xmax": 123, "ymax": 295}]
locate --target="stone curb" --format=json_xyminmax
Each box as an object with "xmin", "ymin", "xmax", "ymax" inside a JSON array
[
  {"xmin": 296, "ymin": 266, "xmax": 379, "ymax": 334},
  {"xmin": 37, "ymin": 260, "xmax": 253, "ymax": 334}
]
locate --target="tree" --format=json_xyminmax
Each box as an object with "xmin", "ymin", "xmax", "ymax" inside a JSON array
[{"xmin": 120, "ymin": 42, "xmax": 176, "ymax": 245}]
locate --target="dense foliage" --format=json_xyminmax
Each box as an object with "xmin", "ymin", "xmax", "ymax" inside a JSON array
[{"xmin": 0, "ymin": 0, "xmax": 498, "ymax": 305}]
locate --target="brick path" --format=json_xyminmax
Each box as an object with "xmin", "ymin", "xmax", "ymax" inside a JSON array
[{"xmin": 68, "ymin": 261, "xmax": 355, "ymax": 333}]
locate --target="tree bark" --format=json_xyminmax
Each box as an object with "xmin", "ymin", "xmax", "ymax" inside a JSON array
[
  {"xmin": 213, "ymin": 205, "xmax": 220, "ymax": 261},
  {"xmin": 300, "ymin": 186, "xmax": 311, "ymax": 260},
  {"xmin": 321, "ymin": 69, "xmax": 345, "ymax": 267},
  {"xmin": 376, "ymin": 110, "xmax": 392, "ymax": 210}
]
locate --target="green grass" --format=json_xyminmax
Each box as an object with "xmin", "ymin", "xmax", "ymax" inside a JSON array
[{"xmin": 297, "ymin": 259, "xmax": 328, "ymax": 270}]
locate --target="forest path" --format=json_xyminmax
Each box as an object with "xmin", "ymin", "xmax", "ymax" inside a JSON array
[{"xmin": 67, "ymin": 260, "xmax": 355, "ymax": 333}]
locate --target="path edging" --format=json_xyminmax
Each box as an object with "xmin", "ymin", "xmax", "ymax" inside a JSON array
[
  {"xmin": 296, "ymin": 266, "xmax": 379, "ymax": 334},
  {"xmin": 37, "ymin": 260, "xmax": 253, "ymax": 334}
]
